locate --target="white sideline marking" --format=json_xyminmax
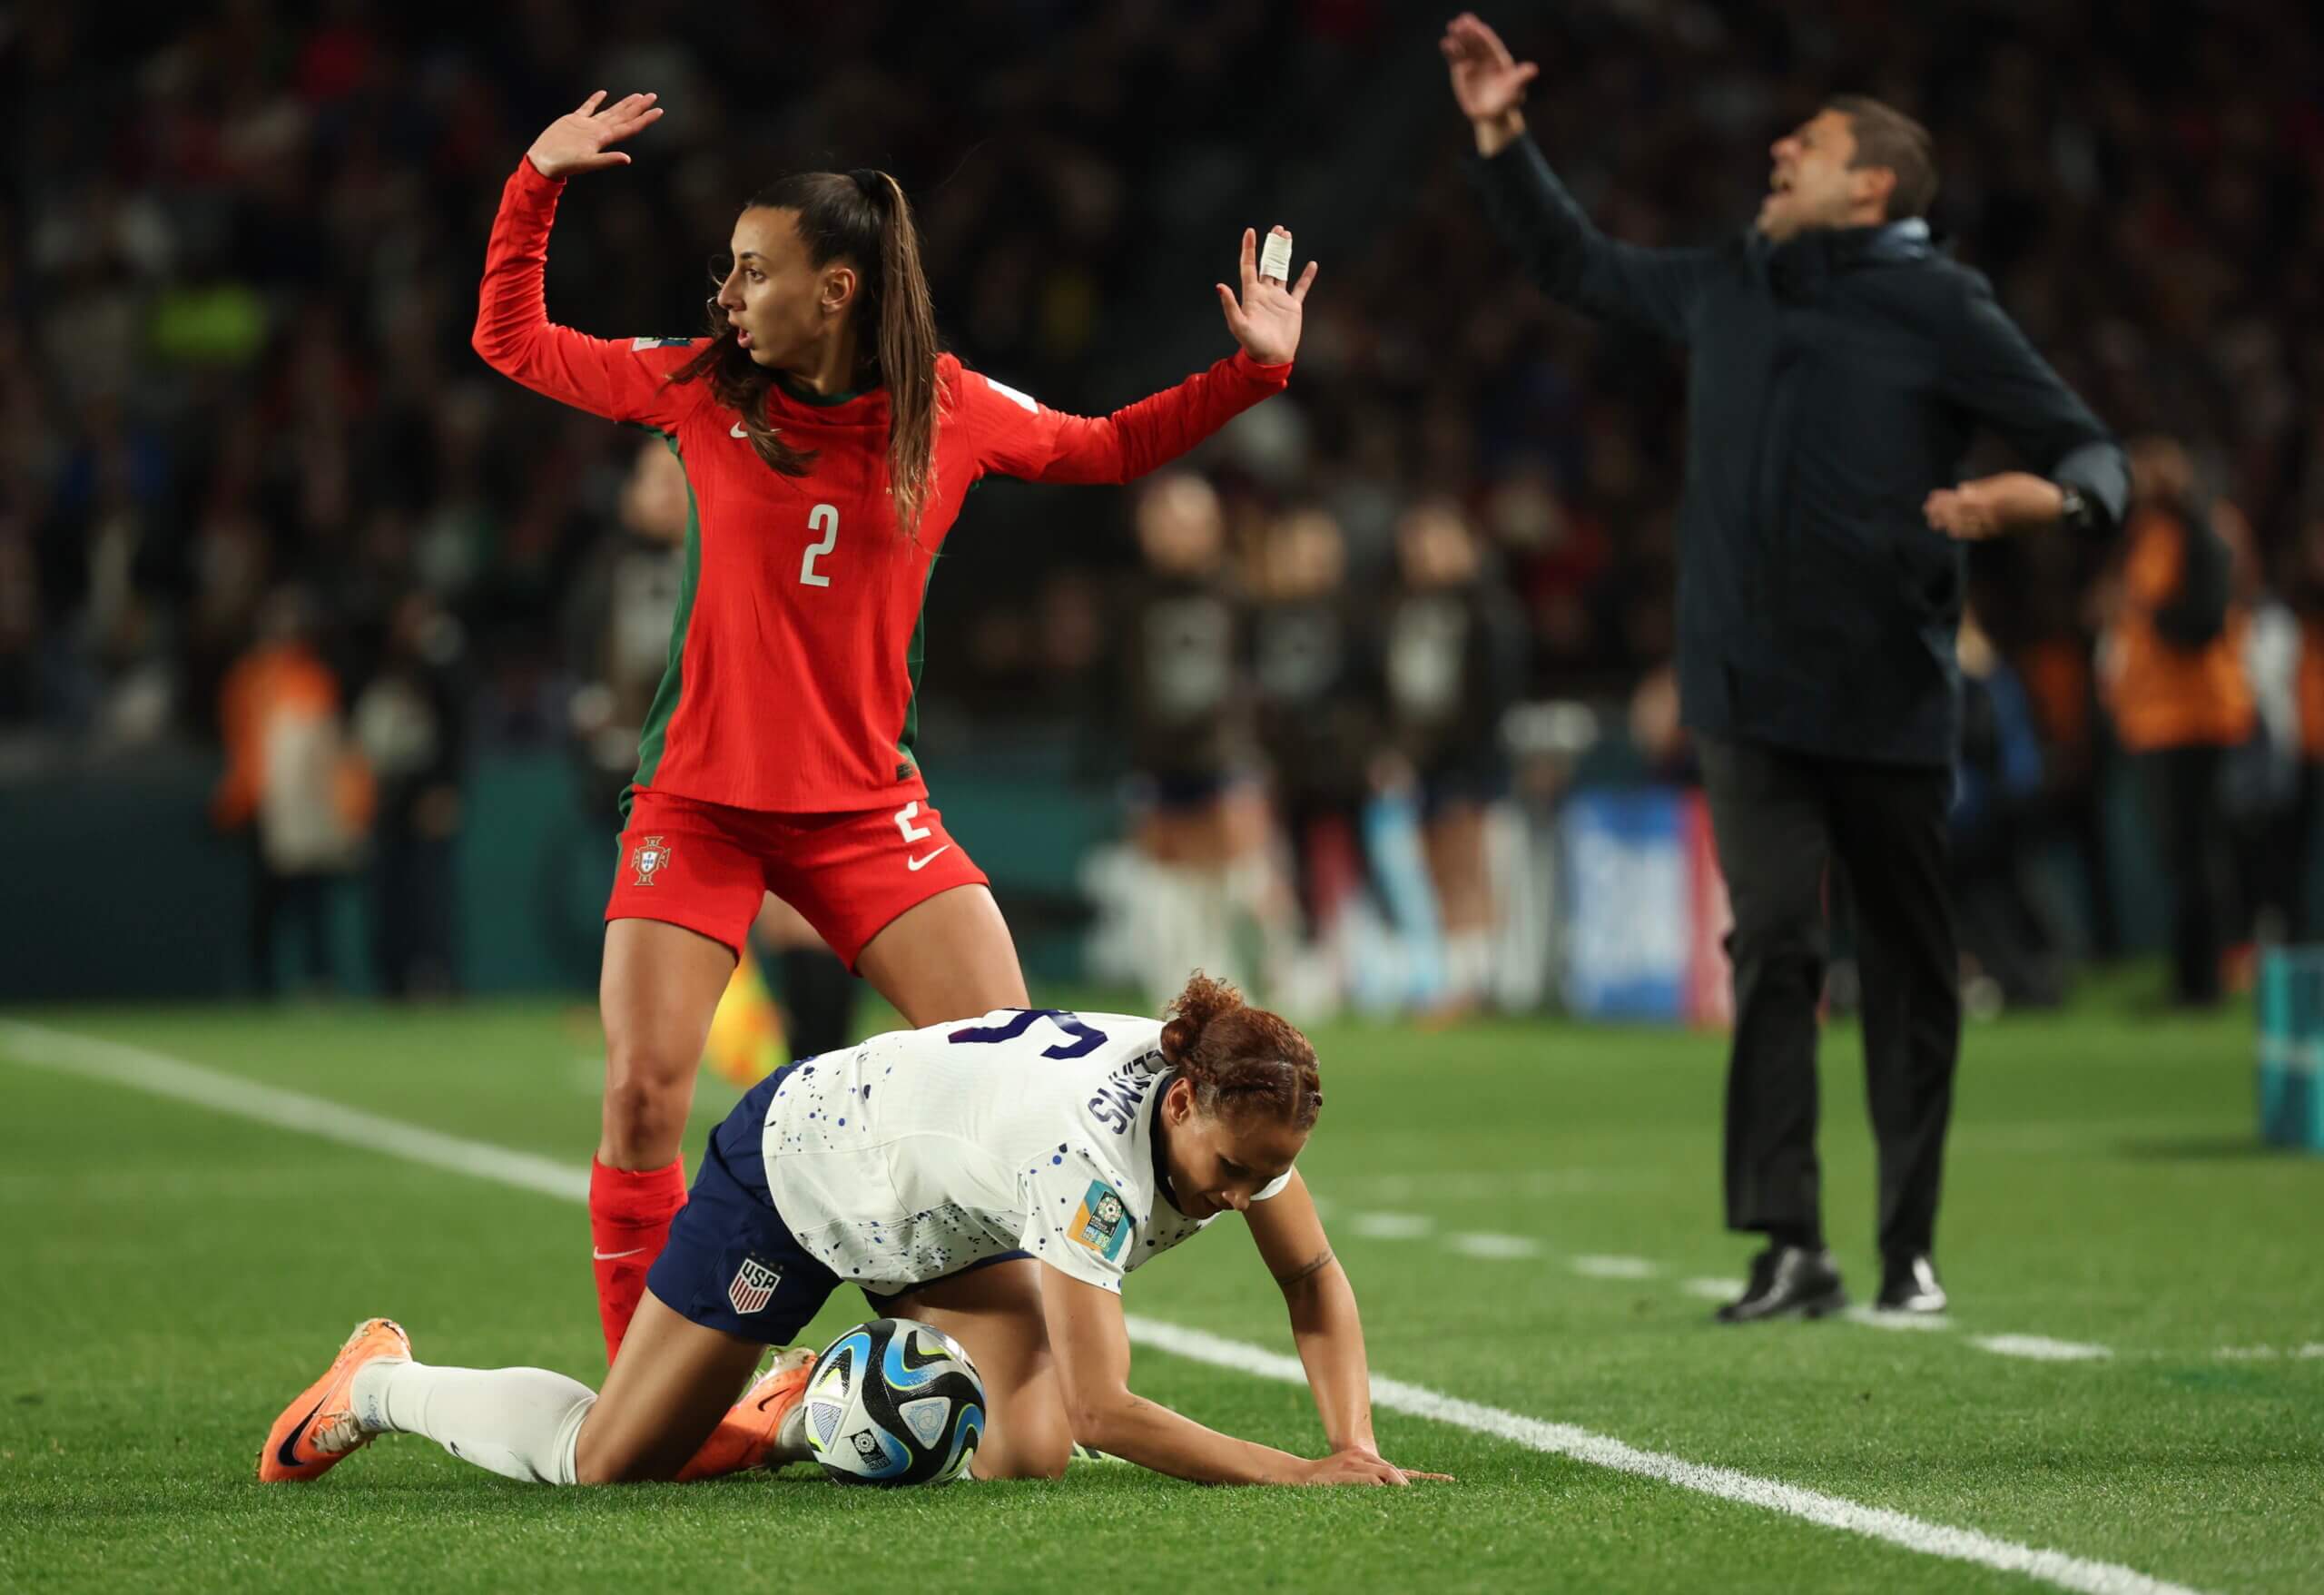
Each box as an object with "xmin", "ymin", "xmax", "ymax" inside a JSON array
[
  {"xmin": 0, "ymin": 1019, "xmax": 2214, "ymax": 1595},
  {"xmin": 1326, "ymin": 1198, "xmax": 2135, "ymax": 1364},
  {"xmin": 1368, "ymin": 1168, "xmax": 1649, "ymax": 1200},
  {"xmin": 1846, "ymin": 1305, "xmax": 1953, "ymax": 1333},
  {"xmin": 0, "ymin": 1021, "xmax": 588, "ymax": 1203},
  {"xmin": 1448, "ymin": 1232, "xmax": 1542, "ymax": 1261},
  {"xmin": 1127, "ymin": 1315, "xmax": 2208, "ymax": 1595},
  {"xmin": 2212, "ymin": 1344, "xmax": 2324, "ymax": 1362},
  {"xmin": 1973, "ymin": 1334, "xmax": 2112, "ymax": 1363}
]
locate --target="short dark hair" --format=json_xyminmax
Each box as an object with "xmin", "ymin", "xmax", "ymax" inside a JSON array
[{"xmin": 1826, "ymin": 94, "xmax": 1938, "ymax": 222}]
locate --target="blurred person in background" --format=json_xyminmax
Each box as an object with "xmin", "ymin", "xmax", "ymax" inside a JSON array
[
  {"xmin": 565, "ymin": 438, "xmax": 693, "ymax": 822},
  {"xmin": 2226, "ymin": 519, "xmax": 2303, "ymax": 964},
  {"xmin": 1373, "ymin": 498, "xmax": 1528, "ymax": 1013},
  {"xmin": 2102, "ymin": 437, "xmax": 2253, "ymax": 1008},
  {"xmin": 1249, "ymin": 506, "xmax": 1376, "ymax": 978},
  {"xmin": 351, "ymin": 588, "xmax": 468, "ymax": 999},
  {"xmin": 0, "ymin": 525, "xmax": 35, "ymax": 725},
  {"xmin": 211, "ymin": 586, "xmax": 373, "ymax": 998},
  {"xmin": 1117, "ymin": 471, "xmax": 1275, "ymax": 1006},
  {"xmin": 1444, "ymin": 13, "xmax": 2128, "ymax": 1320},
  {"xmin": 1951, "ymin": 606, "xmax": 2065, "ymax": 1012},
  {"xmin": 2284, "ymin": 516, "xmax": 2324, "ymax": 942},
  {"xmin": 2006, "ymin": 533, "xmax": 2121, "ymax": 962},
  {"xmin": 480, "ymin": 93, "xmax": 1315, "ymax": 1374}
]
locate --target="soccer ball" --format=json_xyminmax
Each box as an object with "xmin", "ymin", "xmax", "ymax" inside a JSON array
[{"xmin": 803, "ymin": 1317, "xmax": 985, "ymax": 1486}]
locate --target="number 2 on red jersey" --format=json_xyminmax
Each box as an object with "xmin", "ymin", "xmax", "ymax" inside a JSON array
[{"xmin": 801, "ymin": 503, "xmax": 839, "ymax": 587}]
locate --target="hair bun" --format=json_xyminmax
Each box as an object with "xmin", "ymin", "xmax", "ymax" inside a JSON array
[
  {"xmin": 1159, "ymin": 970, "xmax": 1245, "ymax": 1067},
  {"xmin": 1156, "ymin": 970, "xmax": 1321, "ymax": 1130}
]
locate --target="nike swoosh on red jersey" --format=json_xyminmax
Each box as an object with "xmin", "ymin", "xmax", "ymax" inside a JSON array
[
  {"xmin": 731, "ymin": 422, "xmax": 749, "ymax": 439},
  {"xmin": 906, "ymin": 846, "xmax": 952, "ymax": 872},
  {"xmin": 592, "ymin": 1247, "xmax": 647, "ymax": 1261}
]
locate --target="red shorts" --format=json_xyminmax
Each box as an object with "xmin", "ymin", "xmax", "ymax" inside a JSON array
[{"xmin": 606, "ymin": 784, "xmax": 990, "ymax": 970}]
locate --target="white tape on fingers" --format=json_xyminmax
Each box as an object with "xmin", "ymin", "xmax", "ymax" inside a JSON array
[{"xmin": 1259, "ymin": 230, "xmax": 1294, "ymax": 283}]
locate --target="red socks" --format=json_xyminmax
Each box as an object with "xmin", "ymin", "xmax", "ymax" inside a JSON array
[{"xmin": 589, "ymin": 1157, "xmax": 687, "ymax": 1366}]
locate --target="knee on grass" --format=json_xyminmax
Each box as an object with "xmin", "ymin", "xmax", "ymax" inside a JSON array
[
  {"xmin": 571, "ymin": 1422, "xmax": 684, "ymax": 1486},
  {"xmin": 974, "ymin": 1415, "xmax": 1073, "ymax": 1481},
  {"xmin": 972, "ymin": 1447, "xmax": 1070, "ymax": 1482}
]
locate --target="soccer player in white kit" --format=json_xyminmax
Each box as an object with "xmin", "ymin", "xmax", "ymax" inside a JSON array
[{"xmin": 259, "ymin": 975, "xmax": 1445, "ymax": 1487}]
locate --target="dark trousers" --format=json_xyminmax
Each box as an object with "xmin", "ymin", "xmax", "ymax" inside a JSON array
[
  {"xmin": 371, "ymin": 822, "xmax": 458, "ymax": 999},
  {"xmin": 248, "ymin": 840, "xmax": 335, "ymax": 999},
  {"xmin": 2141, "ymin": 745, "xmax": 2230, "ymax": 1006},
  {"xmin": 1697, "ymin": 735, "xmax": 1962, "ymax": 1260}
]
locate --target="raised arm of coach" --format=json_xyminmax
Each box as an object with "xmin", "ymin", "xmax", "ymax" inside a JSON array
[
  {"xmin": 1442, "ymin": 11, "xmax": 2129, "ymax": 765},
  {"xmin": 1442, "ymin": 14, "xmax": 2135, "ymax": 1324}
]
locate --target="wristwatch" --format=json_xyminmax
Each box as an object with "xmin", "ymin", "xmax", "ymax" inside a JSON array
[{"xmin": 2055, "ymin": 481, "xmax": 2093, "ymax": 533}]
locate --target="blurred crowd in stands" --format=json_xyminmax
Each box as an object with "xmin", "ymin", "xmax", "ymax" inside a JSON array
[{"xmin": 4, "ymin": 1, "xmax": 2317, "ymax": 1011}]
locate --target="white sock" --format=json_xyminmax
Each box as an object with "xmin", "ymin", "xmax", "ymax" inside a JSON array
[
  {"xmin": 1446, "ymin": 930, "xmax": 1492, "ymax": 1001},
  {"xmin": 350, "ymin": 1359, "xmax": 596, "ymax": 1485}
]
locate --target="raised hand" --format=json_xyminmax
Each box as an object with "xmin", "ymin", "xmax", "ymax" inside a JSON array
[
  {"xmin": 1216, "ymin": 226, "xmax": 1317, "ymax": 366},
  {"xmin": 1441, "ymin": 12, "xmax": 1538, "ymax": 153},
  {"xmin": 526, "ymin": 91, "xmax": 664, "ymax": 182}
]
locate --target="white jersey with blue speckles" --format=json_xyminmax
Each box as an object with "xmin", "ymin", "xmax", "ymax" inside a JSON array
[{"xmin": 758, "ymin": 1008, "xmax": 1291, "ymax": 1295}]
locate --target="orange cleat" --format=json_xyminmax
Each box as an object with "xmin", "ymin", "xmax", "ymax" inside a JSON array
[
  {"xmin": 257, "ymin": 1317, "xmax": 412, "ymax": 1483},
  {"xmin": 677, "ymin": 1345, "xmax": 816, "ymax": 1481}
]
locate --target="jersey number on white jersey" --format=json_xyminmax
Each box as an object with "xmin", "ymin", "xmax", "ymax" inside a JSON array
[
  {"xmin": 801, "ymin": 503, "xmax": 839, "ymax": 587},
  {"xmin": 947, "ymin": 1008, "xmax": 1110, "ymax": 1060}
]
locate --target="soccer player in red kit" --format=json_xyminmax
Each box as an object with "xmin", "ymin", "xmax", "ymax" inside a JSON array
[{"xmin": 476, "ymin": 93, "xmax": 1319, "ymax": 1369}]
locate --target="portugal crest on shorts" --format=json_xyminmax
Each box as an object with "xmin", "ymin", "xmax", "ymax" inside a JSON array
[
  {"xmin": 629, "ymin": 834, "xmax": 672, "ymax": 887},
  {"xmin": 728, "ymin": 1255, "xmax": 782, "ymax": 1316}
]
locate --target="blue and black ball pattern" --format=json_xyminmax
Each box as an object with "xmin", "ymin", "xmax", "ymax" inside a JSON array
[{"xmin": 803, "ymin": 1317, "xmax": 986, "ymax": 1487}]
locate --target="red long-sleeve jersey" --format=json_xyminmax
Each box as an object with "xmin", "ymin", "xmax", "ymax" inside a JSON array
[{"xmin": 474, "ymin": 156, "xmax": 1291, "ymax": 812}]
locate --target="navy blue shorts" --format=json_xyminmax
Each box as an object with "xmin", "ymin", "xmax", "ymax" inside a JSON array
[
  {"xmin": 646, "ymin": 1064, "xmax": 1034, "ymax": 1343},
  {"xmin": 646, "ymin": 1065, "xmax": 843, "ymax": 1343}
]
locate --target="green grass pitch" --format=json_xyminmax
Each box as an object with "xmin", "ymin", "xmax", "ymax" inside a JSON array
[{"xmin": 2, "ymin": 986, "xmax": 2318, "ymax": 1593}]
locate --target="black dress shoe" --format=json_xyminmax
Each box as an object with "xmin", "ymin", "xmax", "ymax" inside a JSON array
[
  {"xmin": 1876, "ymin": 1254, "xmax": 1947, "ymax": 1314},
  {"xmin": 1714, "ymin": 1245, "xmax": 1846, "ymax": 1323}
]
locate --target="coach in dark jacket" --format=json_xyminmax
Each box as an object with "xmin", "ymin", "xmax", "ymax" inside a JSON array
[{"xmin": 1443, "ymin": 14, "xmax": 2128, "ymax": 1321}]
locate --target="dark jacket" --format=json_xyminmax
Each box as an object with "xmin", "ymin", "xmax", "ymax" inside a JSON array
[{"xmin": 1468, "ymin": 135, "xmax": 2129, "ymax": 767}]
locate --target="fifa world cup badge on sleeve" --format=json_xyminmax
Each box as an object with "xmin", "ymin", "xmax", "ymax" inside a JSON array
[
  {"xmin": 728, "ymin": 1255, "xmax": 783, "ymax": 1316},
  {"xmin": 1069, "ymin": 1181, "xmax": 1133, "ymax": 1264},
  {"xmin": 628, "ymin": 834, "xmax": 673, "ymax": 887}
]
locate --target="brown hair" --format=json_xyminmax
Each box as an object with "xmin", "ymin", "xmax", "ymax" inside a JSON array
[
  {"xmin": 1157, "ymin": 972, "xmax": 1323, "ymax": 1130},
  {"xmin": 671, "ymin": 168, "xmax": 940, "ymax": 536},
  {"xmin": 1827, "ymin": 94, "xmax": 1938, "ymax": 222}
]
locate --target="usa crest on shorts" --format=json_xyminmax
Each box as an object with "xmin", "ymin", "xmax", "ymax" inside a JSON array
[
  {"xmin": 728, "ymin": 1255, "xmax": 782, "ymax": 1315},
  {"xmin": 629, "ymin": 833, "xmax": 672, "ymax": 887}
]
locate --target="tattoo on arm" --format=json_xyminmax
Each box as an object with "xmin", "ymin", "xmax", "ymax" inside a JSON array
[{"xmin": 1273, "ymin": 1247, "xmax": 1335, "ymax": 1288}]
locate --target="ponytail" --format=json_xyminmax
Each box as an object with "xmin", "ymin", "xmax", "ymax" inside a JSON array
[
  {"xmin": 670, "ymin": 167, "xmax": 940, "ymax": 537},
  {"xmin": 865, "ymin": 171, "xmax": 938, "ymax": 539},
  {"xmin": 1157, "ymin": 971, "xmax": 1324, "ymax": 1130}
]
